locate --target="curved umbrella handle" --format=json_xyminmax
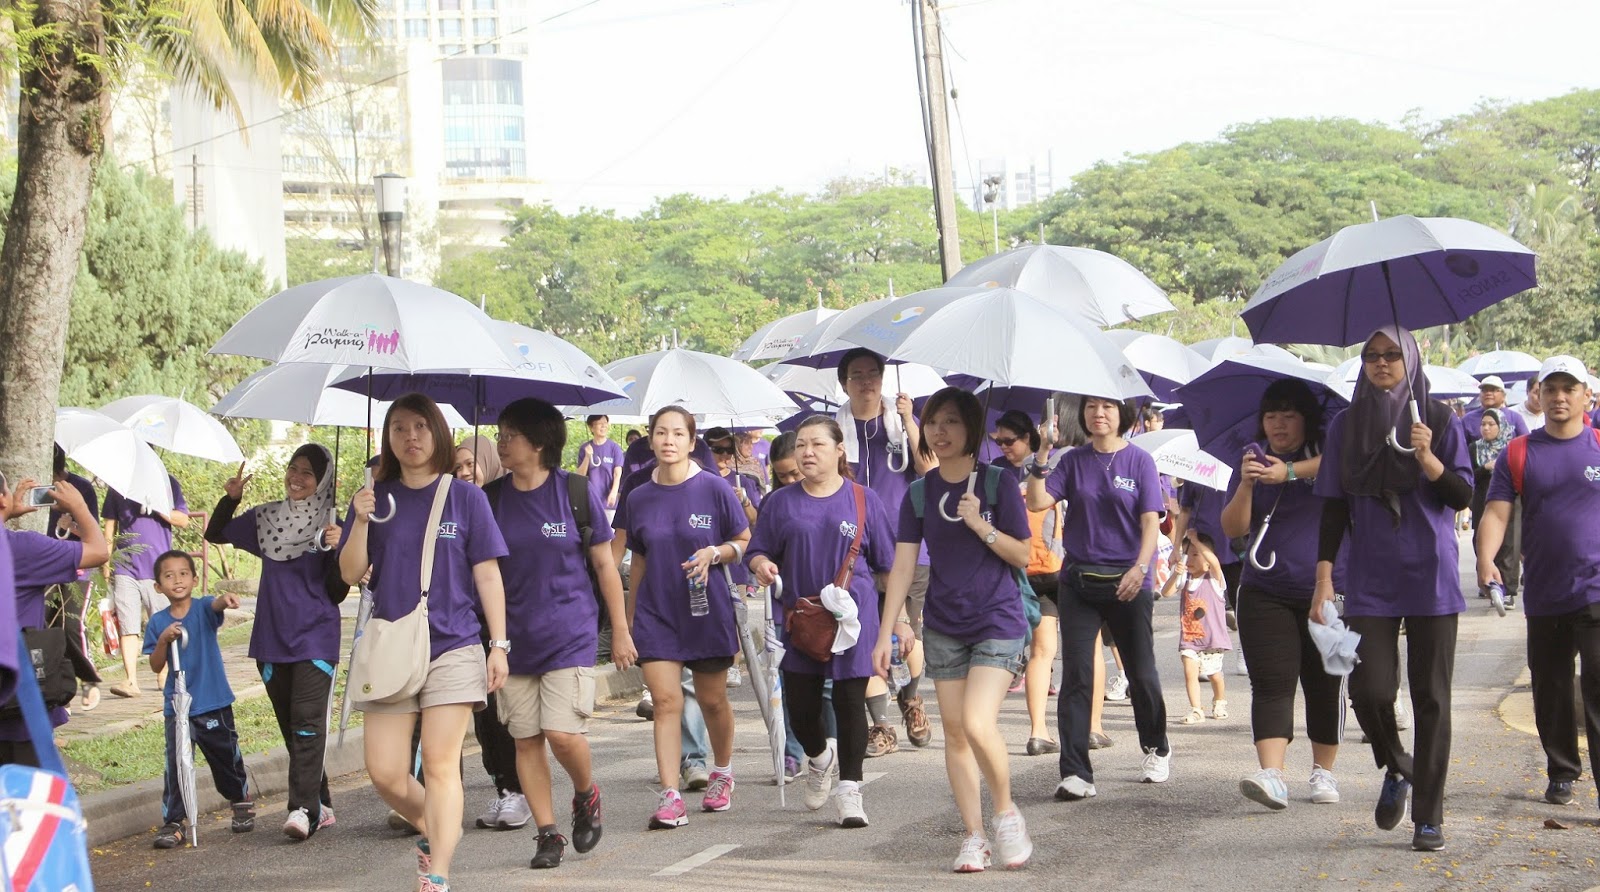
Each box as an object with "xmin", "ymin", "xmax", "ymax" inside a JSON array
[
  {"xmin": 53, "ymin": 522, "xmax": 71, "ymax": 540},
  {"xmin": 309, "ymin": 508, "xmax": 338, "ymax": 552},
  {"xmin": 886, "ymin": 432, "xmax": 910, "ymax": 473},
  {"xmin": 770, "ymin": 574, "xmax": 782, "ymax": 604},
  {"xmin": 1247, "ymin": 514, "xmax": 1277, "ymax": 572},
  {"xmin": 938, "ymin": 471, "xmax": 980, "ymax": 522},
  {"xmin": 1387, "ymin": 400, "xmax": 1422, "ymax": 456},
  {"xmin": 363, "ymin": 468, "xmax": 398, "ymax": 524}
]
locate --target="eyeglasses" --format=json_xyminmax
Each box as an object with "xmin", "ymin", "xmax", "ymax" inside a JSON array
[
  {"xmin": 1361, "ymin": 350, "xmax": 1405, "ymax": 365},
  {"xmin": 992, "ymin": 435, "xmax": 1021, "ymax": 448},
  {"xmin": 846, "ymin": 370, "xmax": 883, "ymax": 383},
  {"xmin": 494, "ymin": 429, "xmax": 523, "ymax": 443},
  {"xmin": 710, "ymin": 444, "xmax": 735, "ymax": 455}
]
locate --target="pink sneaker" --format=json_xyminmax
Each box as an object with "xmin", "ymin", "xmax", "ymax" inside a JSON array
[
  {"xmin": 317, "ymin": 804, "xmax": 336, "ymax": 830},
  {"xmin": 649, "ymin": 790, "xmax": 687, "ymax": 829},
  {"xmin": 415, "ymin": 838, "xmax": 431, "ymax": 876},
  {"xmin": 701, "ymin": 770, "xmax": 734, "ymax": 812}
]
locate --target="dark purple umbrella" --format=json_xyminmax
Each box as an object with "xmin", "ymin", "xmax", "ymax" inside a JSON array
[{"xmin": 1173, "ymin": 355, "xmax": 1349, "ymax": 466}]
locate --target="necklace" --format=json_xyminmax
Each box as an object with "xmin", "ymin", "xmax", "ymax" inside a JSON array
[{"xmin": 1092, "ymin": 443, "xmax": 1120, "ymax": 473}]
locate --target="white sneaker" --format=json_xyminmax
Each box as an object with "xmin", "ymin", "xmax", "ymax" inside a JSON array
[
  {"xmin": 1054, "ymin": 775, "xmax": 1097, "ymax": 801},
  {"xmin": 833, "ymin": 782, "xmax": 868, "ymax": 828},
  {"xmin": 1394, "ymin": 698, "xmax": 1411, "ymax": 731},
  {"xmin": 1308, "ymin": 765, "xmax": 1341, "ymax": 804},
  {"xmin": 1139, "ymin": 746, "xmax": 1172, "ymax": 783},
  {"xmin": 990, "ymin": 808, "xmax": 1033, "ymax": 870},
  {"xmin": 474, "ymin": 792, "xmax": 504, "ymax": 829},
  {"xmin": 1105, "ymin": 674, "xmax": 1129, "ymax": 701},
  {"xmin": 681, "ymin": 763, "xmax": 711, "ymax": 791},
  {"xmin": 727, "ymin": 665, "xmax": 743, "ymax": 687},
  {"xmin": 952, "ymin": 833, "xmax": 991, "ymax": 873},
  {"xmin": 803, "ymin": 742, "xmax": 838, "ymax": 811},
  {"xmin": 497, "ymin": 791, "xmax": 532, "ymax": 830},
  {"xmin": 283, "ymin": 807, "xmax": 311, "ymax": 840},
  {"xmin": 1240, "ymin": 768, "xmax": 1288, "ymax": 810}
]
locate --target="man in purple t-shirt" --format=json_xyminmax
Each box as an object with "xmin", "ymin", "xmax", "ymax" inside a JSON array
[
  {"xmin": 102, "ymin": 475, "xmax": 190, "ymax": 699},
  {"xmin": 576, "ymin": 415, "xmax": 625, "ymax": 510},
  {"xmin": 1477, "ymin": 356, "xmax": 1600, "ymax": 808}
]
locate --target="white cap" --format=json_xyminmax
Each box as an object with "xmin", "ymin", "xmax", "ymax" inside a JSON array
[
  {"xmin": 1537, "ymin": 355, "xmax": 1588, "ymax": 383},
  {"xmin": 1478, "ymin": 374, "xmax": 1505, "ymax": 391}
]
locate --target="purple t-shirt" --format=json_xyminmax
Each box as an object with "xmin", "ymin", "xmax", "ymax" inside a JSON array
[
  {"xmin": 750, "ymin": 439, "xmax": 771, "ymax": 475},
  {"xmin": 1233, "ymin": 448, "xmax": 1346, "ymax": 599},
  {"xmin": 1314, "ymin": 408, "xmax": 1471, "ymax": 618},
  {"xmin": 578, "ymin": 439, "xmax": 624, "ymax": 503},
  {"xmin": 1045, "ymin": 444, "xmax": 1165, "ymax": 567},
  {"xmin": 104, "ymin": 476, "xmax": 188, "ymax": 580},
  {"xmin": 1, "ymin": 530, "xmax": 82, "ymax": 738},
  {"xmin": 1464, "ymin": 405, "xmax": 1530, "ymax": 442},
  {"xmin": 492, "ymin": 470, "xmax": 617, "ymax": 676},
  {"xmin": 897, "ymin": 465, "xmax": 1032, "ymax": 644},
  {"xmin": 747, "ymin": 481, "xmax": 893, "ymax": 679},
  {"xmin": 719, "ymin": 470, "xmax": 763, "ymax": 586},
  {"xmin": 615, "ymin": 470, "xmax": 749, "ymax": 662},
  {"xmin": 0, "ymin": 532, "xmax": 16, "ymax": 706},
  {"xmin": 341, "ymin": 476, "xmax": 509, "ymax": 661},
  {"xmin": 219, "ymin": 509, "xmax": 342, "ymax": 664},
  {"xmin": 1178, "ymin": 482, "xmax": 1238, "ymax": 565},
  {"xmin": 851, "ymin": 416, "xmax": 928, "ymax": 566},
  {"xmin": 1487, "ymin": 428, "xmax": 1600, "ymax": 617}
]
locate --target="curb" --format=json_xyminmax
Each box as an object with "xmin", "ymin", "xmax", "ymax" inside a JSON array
[{"xmin": 82, "ymin": 662, "xmax": 643, "ymax": 847}]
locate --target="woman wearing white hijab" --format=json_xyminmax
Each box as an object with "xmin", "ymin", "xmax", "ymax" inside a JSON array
[{"xmin": 206, "ymin": 444, "xmax": 348, "ymax": 841}]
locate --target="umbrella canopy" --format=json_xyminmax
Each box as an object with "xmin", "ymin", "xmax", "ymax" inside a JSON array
[
  {"xmin": 169, "ymin": 629, "xmax": 199, "ymax": 846},
  {"xmin": 211, "ymin": 363, "xmax": 472, "ymax": 428},
  {"xmin": 817, "ymin": 285, "xmax": 990, "ymax": 360},
  {"xmin": 576, "ymin": 348, "xmax": 799, "ymax": 421},
  {"xmin": 1190, "ymin": 337, "xmax": 1298, "ymax": 364},
  {"xmin": 1130, "ymin": 429, "xmax": 1233, "ymax": 491},
  {"xmin": 886, "ymin": 289, "xmax": 1151, "ymax": 401},
  {"xmin": 1457, "ymin": 350, "xmax": 1542, "ymax": 380},
  {"xmin": 54, "ymin": 408, "xmax": 174, "ymax": 514},
  {"xmin": 761, "ymin": 362, "xmax": 946, "ymax": 409},
  {"xmin": 732, "ymin": 298, "xmax": 841, "ymax": 362},
  {"xmin": 780, "ymin": 297, "xmax": 894, "ymax": 369},
  {"xmin": 945, "ymin": 244, "xmax": 1175, "ymax": 326},
  {"xmin": 1174, "ymin": 356, "xmax": 1350, "ymax": 460},
  {"xmin": 1241, "ymin": 215, "xmax": 1538, "ymax": 347},
  {"xmin": 1327, "ymin": 358, "xmax": 1483, "ymax": 400},
  {"xmin": 208, "ymin": 274, "xmax": 526, "ymax": 372},
  {"xmin": 1103, "ymin": 330, "xmax": 1210, "ymax": 401},
  {"xmin": 99, "ymin": 395, "xmax": 244, "ymax": 463}
]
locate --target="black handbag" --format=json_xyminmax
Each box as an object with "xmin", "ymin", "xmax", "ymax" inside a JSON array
[{"xmin": 0, "ymin": 627, "xmax": 78, "ymax": 721}]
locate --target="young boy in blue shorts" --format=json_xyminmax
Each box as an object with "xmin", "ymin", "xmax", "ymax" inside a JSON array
[{"xmin": 143, "ymin": 550, "xmax": 253, "ymax": 848}]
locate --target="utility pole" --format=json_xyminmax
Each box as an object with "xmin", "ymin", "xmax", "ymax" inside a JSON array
[
  {"xmin": 189, "ymin": 154, "xmax": 202, "ymax": 231},
  {"xmin": 912, "ymin": 0, "xmax": 962, "ymax": 281}
]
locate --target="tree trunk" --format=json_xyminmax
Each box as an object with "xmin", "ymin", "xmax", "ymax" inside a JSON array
[{"xmin": 0, "ymin": 0, "xmax": 108, "ymax": 529}]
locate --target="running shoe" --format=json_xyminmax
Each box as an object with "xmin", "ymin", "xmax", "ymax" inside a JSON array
[
  {"xmin": 283, "ymin": 807, "xmax": 311, "ymax": 841},
  {"xmin": 991, "ymin": 808, "xmax": 1033, "ymax": 870},
  {"xmin": 1545, "ymin": 779, "xmax": 1575, "ymax": 805},
  {"xmin": 475, "ymin": 791, "xmax": 505, "ymax": 829},
  {"xmin": 900, "ymin": 695, "xmax": 933, "ymax": 747},
  {"xmin": 529, "ymin": 830, "xmax": 566, "ymax": 869},
  {"xmin": 152, "ymin": 822, "xmax": 185, "ymax": 849},
  {"xmin": 783, "ymin": 755, "xmax": 803, "ymax": 782},
  {"xmin": 952, "ymin": 833, "xmax": 991, "ymax": 873},
  {"xmin": 1411, "ymin": 823, "xmax": 1445, "ymax": 852},
  {"xmin": 834, "ymin": 783, "xmax": 868, "ymax": 828},
  {"xmin": 1105, "ymin": 674, "xmax": 1130, "ymax": 701},
  {"xmin": 497, "ymin": 791, "xmax": 532, "ymax": 830},
  {"xmin": 571, "ymin": 785, "xmax": 603, "ymax": 853},
  {"xmin": 317, "ymin": 804, "xmax": 336, "ymax": 830},
  {"xmin": 1139, "ymin": 746, "xmax": 1172, "ymax": 783},
  {"xmin": 1309, "ymin": 766, "xmax": 1341, "ymax": 804},
  {"xmin": 1240, "ymin": 768, "xmax": 1288, "ymax": 811},
  {"xmin": 1007, "ymin": 674, "xmax": 1025, "ymax": 694},
  {"xmin": 649, "ymin": 790, "xmax": 687, "ymax": 829},
  {"xmin": 1394, "ymin": 698, "xmax": 1411, "ymax": 731},
  {"xmin": 1054, "ymin": 776, "xmax": 1097, "ymax": 801},
  {"xmin": 419, "ymin": 873, "xmax": 450, "ymax": 892},
  {"xmin": 803, "ymin": 742, "xmax": 837, "ymax": 811},
  {"xmin": 416, "ymin": 838, "xmax": 432, "ymax": 876},
  {"xmin": 727, "ymin": 664, "xmax": 743, "ymax": 688},
  {"xmin": 1374, "ymin": 772, "xmax": 1411, "ymax": 831},
  {"xmin": 636, "ymin": 689, "xmax": 655, "ymax": 720},
  {"xmin": 865, "ymin": 723, "xmax": 899, "ymax": 758},
  {"xmin": 231, "ymin": 799, "xmax": 256, "ymax": 833},
  {"xmin": 681, "ymin": 762, "xmax": 711, "ymax": 791},
  {"xmin": 702, "ymin": 770, "xmax": 735, "ymax": 812}
]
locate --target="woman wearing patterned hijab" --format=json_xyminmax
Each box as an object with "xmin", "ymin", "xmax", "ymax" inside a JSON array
[
  {"xmin": 1310, "ymin": 325, "xmax": 1473, "ymax": 853},
  {"xmin": 205, "ymin": 444, "xmax": 349, "ymax": 841}
]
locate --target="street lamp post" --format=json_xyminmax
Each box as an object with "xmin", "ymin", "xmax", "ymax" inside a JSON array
[
  {"xmin": 374, "ymin": 173, "xmax": 407, "ymax": 278},
  {"xmin": 982, "ymin": 174, "xmax": 1004, "ymax": 254}
]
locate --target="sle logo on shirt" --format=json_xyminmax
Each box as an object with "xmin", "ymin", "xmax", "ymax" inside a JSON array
[
  {"xmin": 1112, "ymin": 476, "xmax": 1138, "ymax": 494},
  {"xmin": 438, "ymin": 522, "xmax": 460, "ymax": 540},
  {"xmin": 838, "ymin": 521, "xmax": 858, "ymax": 539},
  {"xmin": 688, "ymin": 514, "xmax": 714, "ymax": 530},
  {"xmin": 1585, "ymin": 466, "xmax": 1600, "ymax": 482},
  {"xmin": 541, "ymin": 521, "xmax": 569, "ymax": 539}
]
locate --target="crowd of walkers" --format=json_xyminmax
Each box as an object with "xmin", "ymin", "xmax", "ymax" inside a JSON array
[{"xmin": 3, "ymin": 326, "xmax": 1598, "ymax": 890}]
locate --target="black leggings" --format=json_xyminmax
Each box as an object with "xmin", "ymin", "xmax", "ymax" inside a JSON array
[
  {"xmin": 784, "ymin": 673, "xmax": 868, "ymax": 782},
  {"xmin": 1236, "ymin": 587, "xmax": 1346, "ymax": 745}
]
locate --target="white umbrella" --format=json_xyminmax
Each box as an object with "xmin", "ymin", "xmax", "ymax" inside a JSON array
[
  {"xmin": 99, "ymin": 395, "xmax": 244, "ymax": 463},
  {"xmin": 210, "ymin": 364, "xmax": 471, "ymax": 428},
  {"xmin": 1131, "ymin": 429, "xmax": 1233, "ymax": 491},
  {"xmin": 208, "ymin": 274, "xmax": 525, "ymax": 372},
  {"xmin": 779, "ymin": 297, "xmax": 894, "ymax": 369},
  {"xmin": 1328, "ymin": 358, "xmax": 1486, "ymax": 400},
  {"xmin": 886, "ymin": 289, "xmax": 1151, "ymax": 402},
  {"xmin": 1190, "ymin": 337, "xmax": 1298, "ymax": 364},
  {"xmin": 761, "ymin": 362, "xmax": 947, "ymax": 408},
  {"xmin": 54, "ymin": 408, "xmax": 174, "ymax": 514},
  {"xmin": 946, "ymin": 244, "xmax": 1174, "ymax": 326},
  {"xmin": 576, "ymin": 348, "xmax": 799, "ymax": 421},
  {"xmin": 1103, "ymin": 330, "xmax": 1210, "ymax": 399},
  {"xmin": 1457, "ymin": 350, "xmax": 1542, "ymax": 380},
  {"xmin": 819, "ymin": 285, "xmax": 990, "ymax": 360},
  {"xmin": 732, "ymin": 297, "xmax": 841, "ymax": 362}
]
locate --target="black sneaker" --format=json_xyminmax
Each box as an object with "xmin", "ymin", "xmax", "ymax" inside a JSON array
[
  {"xmin": 1411, "ymin": 823, "xmax": 1444, "ymax": 852},
  {"xmin": 571, "ymin": 785, "xmax": 603, "ymax": 854},
  {"xmin": 153, "ymin": 822, "xmax": 186, "ymax": 849},
  {"xmin": 1374, "ymin": 772, "xmax": 1410, "ymax": 831},
  {"xmin": 529, "ymin": 831, "xmax": 566, "ymax": 869},
  {"xmin": 231, "ymin": 799, "xmax": 256, "ymax": 833},
  {"xmin": 1545, "ymin": 780, "xmax": 1575, "ymax": 805}
]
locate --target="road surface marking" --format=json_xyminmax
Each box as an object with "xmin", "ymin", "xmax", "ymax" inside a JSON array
[{"xmin": 653, "ymin": 844, "xmax": 742, "ymax": 877}]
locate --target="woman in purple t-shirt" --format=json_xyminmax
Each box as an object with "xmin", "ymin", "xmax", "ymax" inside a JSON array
[
  {"xmin": 1025, "ymin": 396, "xmax": 1170, "ymax": 799},
  {"xmin": 205, "ymin": 444, "xmax": 345, "ymax": 840},
  {"xmin": 339, "ymin": 393, "xmax": 511, "ymax": 891},
  {"xmin": 1312, "ymin": 326, "xmax": 1472, "ymax": 853},
  {"xmin": 614, "ymin": 406, "xmax": 751, "ymax": 830},
  {"xmin": 748, "ymin": 416, "xmax": 893, "ymax": 830},
  {"xmin": 873, "ymin": 387, "xmax": 1035, "ymax": 873}
]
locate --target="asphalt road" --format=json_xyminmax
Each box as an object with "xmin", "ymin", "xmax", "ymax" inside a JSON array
[{"xmin": 91, "ymin": 574, "xmax": 1599, "ymax": 891}]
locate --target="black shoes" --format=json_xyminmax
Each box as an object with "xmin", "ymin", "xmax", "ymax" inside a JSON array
[
  {"xmin": 571, "ymin": 785, "xmax": 603, "ymax": 853},
  {"xmin": 530, "ymin": 831, "xmax": 567, "ymax": 869}
]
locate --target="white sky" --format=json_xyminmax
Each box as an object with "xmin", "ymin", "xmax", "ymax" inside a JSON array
[{"xmin": 524, "ymin": 0, "xmax": 1598, "ymax": 215}]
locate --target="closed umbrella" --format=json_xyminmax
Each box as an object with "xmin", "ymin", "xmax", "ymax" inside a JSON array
[
  {"xmin": 946, "ymin": 244, "xmax": 1175, "ymax": 326},
  {"xmin": 98, "ymin": 395, "xmax": 244, "ymax": 463},
  {"xmin": 732, "ymin": 296, "xmax": 841, "ymax": 362},
  {"xmin": 168, "ymin": 628, "xmax": 199, "ymax": 847},
  {"xmin": 1130, "ymin": 429, "xmax": 1233, "ymax": 492},
  {"xmin": 54, "ymin": 408, "xmax": 174, "ymax": 514},
  {"xmin": 1457, "ymin": 350, "xmax": 1541, "ymax": 380},
  {"xmin": 729, "ymin": 571, "xmax": 788, "ymax": 805}
]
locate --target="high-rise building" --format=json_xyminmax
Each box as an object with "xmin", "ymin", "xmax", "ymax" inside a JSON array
[{"xmin": 971, "ymin": 153, "xmax": 1057, "ymax": 212}]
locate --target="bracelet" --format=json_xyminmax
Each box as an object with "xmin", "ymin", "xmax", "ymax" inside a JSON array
[
  {"xmin": 1285, "ymin": 462, "xmax": 1297, "ymax": 482},
  {"xmin": 707, "ymin": 546, "xmax": 721, "ymax": 565},
  {"xmin": 1028, "ymin": 463, "xmax": 1050, "ymax": 479}
]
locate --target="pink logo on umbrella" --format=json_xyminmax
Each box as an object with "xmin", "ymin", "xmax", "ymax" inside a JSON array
[{"xmin": 367, "ymin": 327, "xmax": 400, "ymax": 355}]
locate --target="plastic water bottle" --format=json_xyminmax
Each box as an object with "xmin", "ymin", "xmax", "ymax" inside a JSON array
[
  {"xmin": 889, "ymin": 634, "xmax": 911, "ymax": 691},
  {"xmin": 687, "ymin": 559, "xmax": 710, "ymax": 617}
]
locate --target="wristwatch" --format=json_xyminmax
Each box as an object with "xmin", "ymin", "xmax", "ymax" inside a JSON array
[
  {"xmin": 984, "ymin": 528, "xmax": 999, "ymax": 545},
  {"xmin": 488, "ymin": 639, "xmax": 512, "ymax": 654}
]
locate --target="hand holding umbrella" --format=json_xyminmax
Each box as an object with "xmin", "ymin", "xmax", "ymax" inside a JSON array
[{"xmin": 356, "ymin": 468, "xmax": 396, "ymax": 524}]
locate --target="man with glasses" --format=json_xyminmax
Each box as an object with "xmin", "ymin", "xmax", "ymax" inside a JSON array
[{"xmin": 1465, "ymin": 376, "xmax": 1529, "ymax": 444}]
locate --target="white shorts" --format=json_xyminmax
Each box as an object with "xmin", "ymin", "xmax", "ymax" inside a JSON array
[{"xmin": 111, "ymin": 575, "xmax": 160, "ymax": 637}]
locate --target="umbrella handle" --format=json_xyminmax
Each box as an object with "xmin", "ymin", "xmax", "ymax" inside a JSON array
[
  {"xmin": 363, "ymin": 468, "xmax": 398, "ymax": 524},
  {"xmin": 886, "ymin": 432, "xmax": 910, "ymax": 473},
  {"xmin": 1386, "ymin": 400, "xmax": 1422, "ymax": 456},
  {"xmin": 1248, "ymin": 514, "xmax": 1278, "ymax": 572},
  {"xmin": 309, "ymin": 507, "xmax": 338, "ymax": 552},
  {"xmin": 169, "ymin": 626, "xmax": 188, "ymax": 672},
  {"xmin": 53, "ymin": 523, "xmax": 71, "ymax": 540},
  {"xmin": 937, "ymin": 471, "xmax": 980, "ymax": 522}
]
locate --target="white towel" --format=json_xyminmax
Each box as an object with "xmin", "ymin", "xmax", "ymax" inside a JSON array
[
  {"xmin": 1306, "ymin": 601, "xmax": 1362, "ymax": 676},
  {"xmin": 819, "ymin": 584, "xmax": 860, "ymax": 654},
  {"xmin": 838, "ymin": 397, "xmax": 905, "ymax": 466}
]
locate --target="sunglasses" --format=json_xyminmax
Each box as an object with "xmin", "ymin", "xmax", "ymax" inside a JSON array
[
  {"xmin": 992, "ymin": 435, "xmax": 1021, "ymax": 448},
  {"xmin": 1361, "ymin": 350, "xmax": 1405, "ymax": 365},
  {"xmin": 710, "ymin": 444, "xmax": 736, "ymax": 455}
]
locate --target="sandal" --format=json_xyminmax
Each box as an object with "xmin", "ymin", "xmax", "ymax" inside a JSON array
[
  {"xmin": 1179, "ymin": 707, "xmax": 1205, "ymax": 725},
  {"xmin": 108, "ymin": 682, "xmax": 140, "ymax": 699},
  {"xmin": 80, "ymin": 683, "xmax": 101, "ymax": 712}
]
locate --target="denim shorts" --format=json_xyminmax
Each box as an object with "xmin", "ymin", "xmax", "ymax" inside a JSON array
[{"xmin": 921, "ymin": 627, "xmax": 1026, "ymax": 680}]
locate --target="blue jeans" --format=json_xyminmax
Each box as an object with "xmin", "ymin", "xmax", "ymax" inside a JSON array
[{"xmin": 680, "ymin": 672, "xmax": 711, "ymax": 769}]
